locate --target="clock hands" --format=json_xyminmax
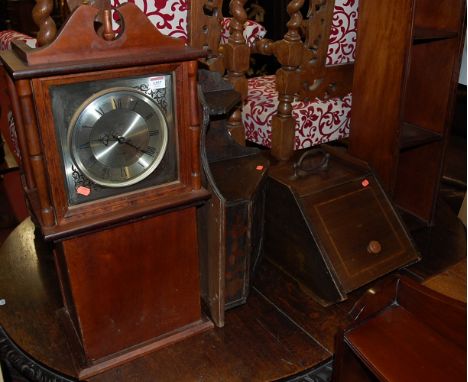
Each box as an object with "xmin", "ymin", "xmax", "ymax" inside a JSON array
[
  {"xmin": 91, "ymin": 134, "xmax": 139, "ymax": 149},
  {"xmin": 112, "ymin": 134, "xmax": 152, "ymax": 156},
  {"xmin": 88, "ymin": 134, "xmax": 155, "ymax": 157}
]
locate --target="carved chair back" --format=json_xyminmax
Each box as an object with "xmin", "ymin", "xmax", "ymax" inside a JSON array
[{"xmin": 226, "ymin": 0, "xmax": 359, "ymax": 160}]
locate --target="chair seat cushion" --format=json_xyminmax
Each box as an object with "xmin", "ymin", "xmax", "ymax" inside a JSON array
[{"xmin": 244, "ymin": 75, "xmax": 351, "ymax": 150}]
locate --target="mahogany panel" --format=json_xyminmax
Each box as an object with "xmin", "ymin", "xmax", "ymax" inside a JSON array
[
  {"xmin": 57, "ymin": 208, "xmax": 203, "ymax": 361},
  {"xmin": 398, "ymin": 281, "xmax": 467, "ymax": 349},
  {"xmin": 345, "ymin": 306, "xmax": 465, "ymax": 381},
  {"xmin": 301, "ymin": 177, "xmax": 417, "ymax": 292},
  {"xmin": 403, "ymin": 38, "xmax": 459, "ymax": 134},
  {"xmin": 349, "ymin": 0, "xmax": 414, "ymax": 191},
  {"xmin": 394, "ymin": 141, "xmax": 444, "ymax": 222},
  {"xmin": 12, "ymin": 4, "xmax": 188, "ymax": 65},
  {"xmin": 333, "ymin": 276, "xmax": 467, "ymax": 382},
  {"xmin": 413, "ymin": 0, "xmax": 465, "ymax": 32}
]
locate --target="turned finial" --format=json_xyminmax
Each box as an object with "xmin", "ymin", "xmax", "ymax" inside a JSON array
[{"xmin": 101, "ymin": 1, "xmax": 115, "ymax": 41}]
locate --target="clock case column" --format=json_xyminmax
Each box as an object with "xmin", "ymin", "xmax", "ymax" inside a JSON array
[{"xmin": 0, "ymin": 4, "xmax": 212, "ymax": 379}]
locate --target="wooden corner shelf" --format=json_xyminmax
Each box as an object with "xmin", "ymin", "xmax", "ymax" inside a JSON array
[{"xmin": 399, "ymin": 122, "xmax": 443, "ymax": 150}]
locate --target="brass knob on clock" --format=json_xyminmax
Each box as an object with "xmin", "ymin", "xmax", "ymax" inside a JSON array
[{"xmin": 367, "ymin": 240, "xmax": 382, "ymax": 254}]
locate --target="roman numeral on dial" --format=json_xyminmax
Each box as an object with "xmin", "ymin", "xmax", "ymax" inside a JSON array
[{"xmin": 143, "ymin": 146, "xmax": 157, "ymax": 156}]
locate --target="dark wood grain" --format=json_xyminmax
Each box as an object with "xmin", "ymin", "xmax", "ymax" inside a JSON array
[
  {"xmin": 254, "ymin": 261, "xmax": 349, "ymax": 352},
  {"xmin": 0, "ymin": 220, "xmax": 76, "ymax": 377},
  {"xmin": 56, "ymin": 208, "xmax": 205, "ymax": 363},
  {"xmin": 333, "ymin": 276, "xmax": 467, "ymax": 382},
  {"xmin": 349, "ymin": 0, "xmax": 414, "ymax": 190},
  {"xmin": 0, "ymin": 219, "xmax": 331, "ymax": 381},
  {"xmin": 0, "ymin": 177, "xmax": 465, "ymax": 381},
  {"xmin": 189, "ymin": 0, "xmax": 225, "ymax": 73},
  {"xmin": 394, "ymin": 141, "xmax": 444, "ymax": 222},
  {"xmin": 345, "ymin": 306, "xmax": 465, "ymax": 381},
  {"xmin": 413, "ymin": 0, "xmax": 465, "ymax": 31}
]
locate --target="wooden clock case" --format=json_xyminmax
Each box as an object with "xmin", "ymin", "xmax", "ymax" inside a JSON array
[{"xmin": 0, "ymin": 3, "xmax": 212, "ymax": 379}]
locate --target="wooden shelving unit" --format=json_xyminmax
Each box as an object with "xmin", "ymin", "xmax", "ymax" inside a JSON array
[{"xmin": 349, "ymin": 0, "xmax": 466, "ymax": 223}]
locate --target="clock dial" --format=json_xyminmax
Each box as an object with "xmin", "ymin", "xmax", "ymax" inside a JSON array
[{"xmin": 68, "ymin": 88, "xmax": 168, "ymax": 187}]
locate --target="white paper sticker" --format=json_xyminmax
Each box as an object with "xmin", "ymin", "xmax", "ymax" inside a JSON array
[{"xmin": 149, "ymin": 76, "xmax": 166, "ymax": 90}]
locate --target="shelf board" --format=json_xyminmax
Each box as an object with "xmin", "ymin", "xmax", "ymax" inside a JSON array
[
  {"xmin": 413, "ymin": 28, "xmax": 458, "ymax": 43},
  {"xmin": 399, "ymin": 123, "xmax": 443, "ymax": 150}
]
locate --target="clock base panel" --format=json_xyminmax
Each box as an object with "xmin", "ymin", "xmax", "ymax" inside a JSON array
[
  {"xmin": 53, "ymin": 207, "xmax": 210, "ymax": 369},
  {"xmin": 57, "ymin": 308, "xmax": 213, "ymax": 380}
]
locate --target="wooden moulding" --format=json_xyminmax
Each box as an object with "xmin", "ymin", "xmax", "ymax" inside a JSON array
[
  {"xmin": 12, "ymin": 3, "xmax": 188, "ymax": 66},
  {"xmin": 4, "ymin": 68, "xmax": 35, "ymax": 189},
  {"xmin": 14, "ymin": 79, "xmax": 55, "ymax": 227}
]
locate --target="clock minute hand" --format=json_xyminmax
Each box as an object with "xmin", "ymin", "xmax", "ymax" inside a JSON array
[{"xmin": 113, "ymin": 135, "xmax": 146, "ymax": 155}]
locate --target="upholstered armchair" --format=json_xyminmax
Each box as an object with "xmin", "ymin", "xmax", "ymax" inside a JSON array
[{"xmin": 229, "ymin": 0, "xmax": 359, "ymax": 160}]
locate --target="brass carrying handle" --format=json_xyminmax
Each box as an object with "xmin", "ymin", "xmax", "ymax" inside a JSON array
[{"xmin": 292, "ymin": 148, "xmax": 330, "ymax": 179}]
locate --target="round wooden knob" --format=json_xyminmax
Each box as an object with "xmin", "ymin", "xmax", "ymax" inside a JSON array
[{"xmin": 367, "ymin": 240, "xmax": 382, "ymax": 254}]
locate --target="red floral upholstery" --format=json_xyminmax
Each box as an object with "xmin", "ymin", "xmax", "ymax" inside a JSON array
[
  {"xmin": 244, "ymin": 76, "xmax": 352, "ymax": 149},
  {"xmin": 244, "ymin": 0, "xmax": 358, "ymax": 150}
]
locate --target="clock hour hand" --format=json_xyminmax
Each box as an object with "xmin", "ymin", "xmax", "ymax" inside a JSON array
[{"xmin": 90, "ymin": 135, "xmax": 119, "ymax": 146}]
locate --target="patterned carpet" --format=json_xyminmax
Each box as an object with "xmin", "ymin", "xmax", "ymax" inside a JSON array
[{"xmin": 282, "ymin": 360, "xmax": 333, "ymax": 382}]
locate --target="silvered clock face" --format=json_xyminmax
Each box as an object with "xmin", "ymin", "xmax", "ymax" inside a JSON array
[
  {"xmin": 50, "ymin": 73, "xmax": 178, "ymax": 206},
  {"xmin": 68, "ymin": 88, "xmax": 168, "ymax": 188}
]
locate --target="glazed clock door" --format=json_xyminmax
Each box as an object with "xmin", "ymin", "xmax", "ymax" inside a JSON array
[
  {"xmin": 25, "ymin": 61, "xmax": 208, "ymax": 240},
  {"xmin": 47, "ymin": 70, "xmax": 178, "ymax": 206},
  {"xmin": 68, "ymin": 87, "xmax": 169, "ymax": 188}
]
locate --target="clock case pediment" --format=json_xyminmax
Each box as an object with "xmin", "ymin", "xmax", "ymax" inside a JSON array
[{"xmin": 0, "ymin": 3, "xmax": 209, "ymax": 240}]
